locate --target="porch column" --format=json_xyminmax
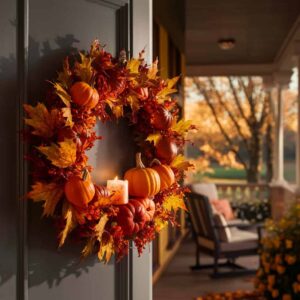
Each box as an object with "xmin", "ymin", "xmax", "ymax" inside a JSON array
[
  {"xmin": 296, "ymin": 55, "xmax": 300, "ymax": 190},
  {"xmin": 271, "ymin": 72, "xmax": 291, "ymax": 184}
]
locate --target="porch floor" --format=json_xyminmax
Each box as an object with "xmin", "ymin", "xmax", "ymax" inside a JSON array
[{"xmin": 153, "ymin": 237, "xmax": 259, "ymax": 300}]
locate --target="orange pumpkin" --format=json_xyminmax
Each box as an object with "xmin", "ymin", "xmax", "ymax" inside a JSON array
[
  {"xmin": 151, "ymin": 159, "xmax": 175, "ymax": 190},
  {"xmin": 124, "ymin": 153, "xmax": 160, "ymax": 197},
  {"xmin": 136, "ymin": 198, "xmax": 155, "ymax": 221},
  {"xmin": 65, "ymin": 169, "xmax": 95, "ymax": 209},
  {"xmin": 70, "ymin": 82, "xmax": 99, "ymax": 109}
]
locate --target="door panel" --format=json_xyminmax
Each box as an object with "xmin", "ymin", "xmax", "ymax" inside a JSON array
[
  {"xmin": 27, "ymin": 1, "xmax": 127, "ymax": 300},
  {"xmin": 0, "ymin": 1, "xmax": 17, "ymax": 300}
]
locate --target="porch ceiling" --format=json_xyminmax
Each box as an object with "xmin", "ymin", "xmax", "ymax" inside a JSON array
[{"xmin": 186, "ymin": 0, "xmax": 300, "ymax": 73}]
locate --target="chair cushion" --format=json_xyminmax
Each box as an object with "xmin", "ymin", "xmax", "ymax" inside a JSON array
[
  {"xmin": 210, "ymin": 199, "xmax": 235, "ymax": 221},
  {"xmin": 221, "ymin": 228, "xmax": 258, "ymax": 252},
  {"xmin": 213, "ymin": 213, "xmax": 232, "ymax": 242},
  {"xmin": 190, "ymin": 183, "xmax": 218, "ymax": 201}
]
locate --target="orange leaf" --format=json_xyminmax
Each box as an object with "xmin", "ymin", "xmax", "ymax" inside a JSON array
[
  {"xmin": 53, "ymin": 82, "xmax": 71, "ymax": 107},
  {"xmin": 81, "ymin": 238, "xmax": 96, "ymax": 258},
  {"xmin": 74, "ymin": 52, "xmax": 94, "ymax": 83},
  {"xmin": 98, "ymin": 236, "xmax": 114, "ymax": 263},
  {"xmin": 156, "ymin": 76, "xmax": 180, "ymax": 102},
  {"xmin": 126, "ymin": 58, "xmax": 140, "ymax": 74},
  {"xmin": 95, "ymin": 214, "xmax": 109, "ymax": 242},
  {"xmin": 57, "ymin": 57, "xmax": 72, "ymax": 89},
  {"xmin": 58, "ymin": 203, "xmax": 76, "ymax": 247},
  {"xmin": 24, "ymin": 103, "xmax": 61, "ymax": 138},
  {"xmin": 62, "ymin": 107, "xmax": 74, "ymax": 127},
  {"xmin": 171, "ymin": 154, "xmax": 194, "ymax": 171},
  {"xmin": 162, "ymin": 194, "xmax": 187, "ymax": 212},
  {"xmin": 27, "ymin": 181, "xmax": 64, "ymax": 216},
  {"xmin": 148, "ymin": 58, "xmax": 158, "ymax": 79},
  {"xmin": 37, "ymin": 139, "xmax": 77, "ymax": 168}
]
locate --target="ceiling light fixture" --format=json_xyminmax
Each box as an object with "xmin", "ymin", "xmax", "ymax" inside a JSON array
[{"xmin": 218, "ymin": 38, "xmax": 236, "ymax": 50}]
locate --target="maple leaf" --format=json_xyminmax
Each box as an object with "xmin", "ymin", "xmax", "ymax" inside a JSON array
[
  {"xmin": 37, "ymin": 139, "xmax": 77, "ymax": 168},
  {"xmin": 59, "ymin": 203, "xmax": 76, "ymax": 247},
  {"xmin": 98, "ymin": 236, "xmax": 114, "ymax": 263},
  {"xmin": 154, "ymin": 217, "xmax": 168, "ymax": 232},
  {"xmin": 106, "ymin": 98, "xmax": 123, "ymax": 118},
  {"xmin": 171, "ymin": 119, "xmax": 193, "ymax": 135},
  {"xmin": 28, "ymin": 181, "xmax": 64, "ymax": 216},
  {"xmin": 57, "ymin": 57, "xmax": 72, "ymax": 89},
  {"xmin": 171, "ymin": 154, "xmax": 194, "ymax": 171},
  {"xmin": 53, "ymin": 82, "xmax": 71, "ymax": 107},
  {"xmin": 148, "ymin": 58, "xmax": 158, "ymax": 80},
  {"xmin": 146, "ymin": 133, "xmax": 161, "ymax": 146},
  {"xmin": 62, "ymin": 107, "xmax": 74, "ymax": 127},
  {"xmin": 81, "ymin": 238, "xmax": 96, "ymax": 258},
  {"xmin": 95, "ymin": 214, "xmax": 109, "ymax": 242},
  {"xmin": 156, "ymin": 76, "xmax": 180, "ymax": 102},
  {"xmin": 24, "ymin": 103, "xmax": 61, "ymax": 138},
  {"xmin": 162, "ymin": 194, "xmax": 187, "ymax": 212},
  {"xmin": 126, "ymin": 58, "xmax": 140, "ymax": 74},
  {"xmin": 126, "ymin": 94, "xmax": 140, "ymax": 112},
  {"xmin": 74, "ymin": 52, "xmax": 93, "ymax": 83}
]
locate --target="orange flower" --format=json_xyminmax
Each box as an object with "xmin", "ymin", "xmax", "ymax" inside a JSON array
[
  {"xmin": 285, "ymin": 239, "xmax": 293, "ymax": 249},
  {"xmin": 267, "ymin": 275, "xmax": 276, "ymax": 286},
  {"xmin": 285, "ymin": 255, "xmax": 297, "ymax": 265},
  {"xmin": 272, "ymin": 289, "xmax": 279, "ymax": 298},
  {"xmin": 276, "ymin": 265, "xmax": 286, "ymax": 274}
]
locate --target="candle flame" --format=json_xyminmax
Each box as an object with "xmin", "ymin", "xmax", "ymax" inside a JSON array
[{"xmin": 114, "ymin": 176, "xmax": 118, "ymax": 180}]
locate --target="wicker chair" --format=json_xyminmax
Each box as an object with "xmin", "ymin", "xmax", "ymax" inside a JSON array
[{"xmin": 187, "ymin": 192, "xmax": 261, "ymax": 277}]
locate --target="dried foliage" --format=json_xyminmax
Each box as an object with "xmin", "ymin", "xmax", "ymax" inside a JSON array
[{"xmin": 24, "ymin": 40, "xmax": 195, "ymax": 262}]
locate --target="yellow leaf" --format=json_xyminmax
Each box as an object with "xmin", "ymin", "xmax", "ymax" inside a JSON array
[
  {"xmin": 95, "ymin": 214, "xmax": 109, "ymax": 242},
  {"xmin": 59, "ymin": 203, "xmax": 75, "ymax": 247},
  {"xmin": 154, "ymin": 217, "xmax": 168, "ymax": 231},
  {"xmin": 163, "ymin": 194, "xmax": 187, "ymax": 212},
  {"xmin": 37, "ymin": 139, "xmax": 77, "ymax": 168},
  {"xmin": 74, "ymin": 52, "xmax": 94, "ymax": 83},
  {"xmin": 28, "ymin": 181, "xmax": 64, "ymax": 216},
  {"xmin": 57, "ymin": 57, "xmax": 72, "ymax": 89},
  {"xmin": 98, "ymin": 236, "xmax": 114, "ymax": 263},
  {"xmin": 146, "ymin": 133, "xmax": 161, "ymax": 146},
  {"xmin": 62, "ymin": 107, "xmax": 73, "ymax": 127},
  {"xmin": 148, "ymin": 58, "xmax": 158, "ymax": 79},
  {"xmin": 127, "ymin": 94, "xmax": 140, "ymax": 112},
  {"xmin": 53, "ymin": 83, "xmax": 71, "ymax": 107},
  {"xmin": 156, "ymin": 76, "xmax": 180, "ymax": 102},
  {"xmin": 81, "ymin": 239, "xmax": 96, "ymax": 258},
  {"xmin": 126, "ymin": 58, "xmax": 140, "ymax": 74},
  {"xmin": 24, "ymin": 103, "xmax": 61, "ymax": 138},
  {"xmin": 171, "ymin": 154, "xmax": 194, "ymax": 171},
  {"xmin": 106, "ymin": 98, "xmax": 123, "ymax": 118},
  {"xmin": 171, "ymin": 119, "xmax": 193, "ymax": 135}
]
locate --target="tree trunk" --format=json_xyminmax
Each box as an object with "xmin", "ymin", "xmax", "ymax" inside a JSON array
[
  {"xmin": 247, "ymin": 128, "xmax": 261, "ymax": 183},
  {"xmin": 265, "ymin": 122, "xmax": 274, "ymax": 182}
]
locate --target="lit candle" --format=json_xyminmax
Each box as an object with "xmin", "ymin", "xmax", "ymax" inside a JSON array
[{"xmin": 107, "ymin": 176, "xmax": 129, "ymax": 205}]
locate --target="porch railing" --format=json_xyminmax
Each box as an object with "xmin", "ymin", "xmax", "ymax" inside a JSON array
[{"xmin": 216, "ymin": 182, "xmax": 270, "ymax": 203}]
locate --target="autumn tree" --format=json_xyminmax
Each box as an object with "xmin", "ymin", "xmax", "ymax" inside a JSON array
[{"xmin": 186, "ymin": 76, "xmax": 273, "ymax": 183}]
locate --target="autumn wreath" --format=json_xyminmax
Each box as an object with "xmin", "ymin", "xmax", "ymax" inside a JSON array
[{"xmin": 24, "ymin": 40, "xmax": 194, "ymax": 262}]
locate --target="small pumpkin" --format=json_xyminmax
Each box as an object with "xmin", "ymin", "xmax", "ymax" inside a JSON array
[
  {"xmin": 151, "ymin": 159, "xmax": 175, "ymax": 190},
  {"xmin": 155, "ymin": 137, "xmax": 178, "ymax": 163},
  {"xmin": 136, "ymin": 198, "xmax": 155, "ymax": 221},
  {"xmin": 65, "ymin": 169, "xmax": 95, "ymax": 209},
  {"xmin": 151, "ymin": 106, "xmax": 173, "ymax": 130},
  {"xmin": 116, "ymin": 200, "xmax": 146, "ymax": 236},
  {"xmin": 124, "ymin": 153, "xmax": 161, "ymax": 197},
  {"xmin": 70, "ymin": 81, "xmax": 99, "ymax": 109}
]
